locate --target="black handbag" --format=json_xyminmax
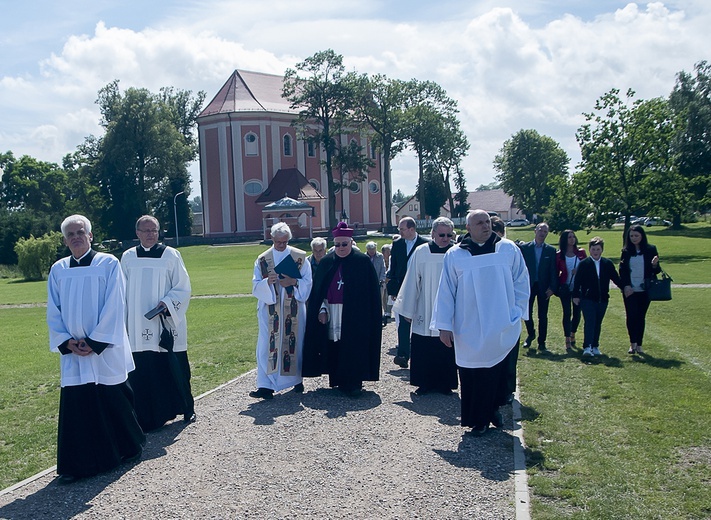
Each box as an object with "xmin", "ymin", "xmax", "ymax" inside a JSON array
[{"xmin": 645, "ymin": 267, "xmax": 672, "ymax": 301}]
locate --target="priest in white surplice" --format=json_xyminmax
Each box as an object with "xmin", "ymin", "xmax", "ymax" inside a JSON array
[
  {"xmin": 393, "ymin": 217, "xmax": 457, "ymax": 395},
  {"xmin": 48, "ymin": 215, "xmax": 145, "ymax": 483},
  {"xmin": 431, "ymin": 210, "xmax": 529, "ymax": 436},
  {"xmin": 121, "ymin": 215, "xmax": 195, "ymax": 431},
  {"xmin": 250, "ymin": 222, "xmax": 312, "ymax": 399}
]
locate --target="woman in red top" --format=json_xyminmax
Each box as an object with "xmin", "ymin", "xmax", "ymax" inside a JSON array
[{"xmin": 555, "ymin": 230, "xmax": 587, "ymax": 350}]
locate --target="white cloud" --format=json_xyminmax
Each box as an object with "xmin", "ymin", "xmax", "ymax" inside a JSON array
[{"xmin": 0, "ymin": 1, "xmax": 709, "ymax": 196}]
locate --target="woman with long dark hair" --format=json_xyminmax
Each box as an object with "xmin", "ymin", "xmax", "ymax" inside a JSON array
[
  {"xmin": 619, "ymin": 225, "xmax": 661, "ymax": 354},
  {"xmin": 555, "ymin": 230, "xmax": 587, "ymax": 350}
]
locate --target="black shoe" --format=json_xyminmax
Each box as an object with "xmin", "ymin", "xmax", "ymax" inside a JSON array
[
  {"xmin": 505, "ymin": 393, "xmax": 515, "ymax": 404},
  {"xmin": 122, "ymin": 449, "xmax": 142, "ymax": 464},
  {"xmin": 57, "ymin": 474, "xmax": 78, "ymax": 485},
  {"xmin": 467, "ymin": 425, "xmax": 488, "ymax": 437},
  {"xmin": 249, "ymin": 388, "xmax": 274, "ymax": 399},
  {"xmin": 184, "ymin": 412, "xmax": 197, "ymax": 424},
  {"xmin": 341, "ymin": 387, "xmax": 362, "ymax": 398},
  {"xmin": 523, "ymin": 334, "xmax": 536, "ymax": 349},
  {"xmin": 393, "ymin": 356, "xmax": 409, "ymax": 368},
  {"xmin": 293, "ymin": 383, "xmax": 304, "ymax": 393},
  {"xmin": 491, "ymin": 410, "xmax": 504, "ymax": 428},
  {"xmin": 537, "ymin": 343, "xmax": 548, "ymax": 353}
]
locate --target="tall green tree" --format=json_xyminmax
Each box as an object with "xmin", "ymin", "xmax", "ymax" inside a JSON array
[
  {"xmin": 283, "ymin": 49, "xmax": 355, "ymax": 229},
  {"xmin": 452, "ymin": 166, "xmax": 470, "ymax": 218},
  {"xmin": 75, "ymin": 80, "xmax": 204, "ymax": 240},
  {"xmin": 669, "ymin": 60, "xmax": 711, "ymax": 213},
  {"xmin": 576, "ymin": 89, "xmax": 676, "ymax": 234},
  {"xmin": 417, "ymin": 164, "xmax": 448, "ymax": 218},
  {"xmin": 352, "ymin": 74, "xmax": 409, "ymax": 229},
  {"xmin": 402, "ymin": 80, "xmax": 460, "ymax": 219},
  {"xmin": 423, "ymin": 115, "xmax": 469, "ymax": 218},
  {"xmin": 0, "ymin": 152, "xmax": 68, "ymax": 217},
  {"xmin": 494, "ymin": 129, "xmax": 569, "ymax": 220},
  {"xmin": 544, "ymin": 176, "xmax": 589, "ymax": 233}
]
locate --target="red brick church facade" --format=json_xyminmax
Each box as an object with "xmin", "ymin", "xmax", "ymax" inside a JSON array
[{"xmin": 197, "ymin": 70, "xmax": 386, "ymax": 238}]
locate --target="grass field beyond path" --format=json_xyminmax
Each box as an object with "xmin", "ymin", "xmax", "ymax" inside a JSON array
[{"xmin": 0, "ymin": 224, "xmax": 709, "ymax": 519}]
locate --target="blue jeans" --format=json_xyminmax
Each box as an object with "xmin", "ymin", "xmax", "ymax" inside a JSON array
[
  {"xmin": 397, "ymin": 318, "xmax": 412, "ymax": 360},
  {"xmin": 580, "ymin": 299, "xmax": 608, "ymax": 349}
]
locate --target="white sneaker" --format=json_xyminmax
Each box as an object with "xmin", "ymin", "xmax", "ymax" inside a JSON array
[
  {"xmin": 591, "ymin": 347, "xmax": 601, "ymax": 356},
  {"xmin": 582, "ymin": 347, "xmax": 593, "ymax": 357}
]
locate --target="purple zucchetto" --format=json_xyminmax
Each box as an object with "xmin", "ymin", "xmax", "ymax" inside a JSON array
[{"xmin": 332, "ymin": 222, "xmax": 354, "ymax": 238}]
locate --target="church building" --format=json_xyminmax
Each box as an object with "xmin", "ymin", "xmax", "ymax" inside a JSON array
[{"xmin": 197, "ymin": 70, "xmax": 386, "ymax": 238}]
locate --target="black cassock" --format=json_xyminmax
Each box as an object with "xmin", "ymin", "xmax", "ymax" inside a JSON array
[{"xmin": 302, "ymin": 250, "xmax": 382, "ymax": 390}]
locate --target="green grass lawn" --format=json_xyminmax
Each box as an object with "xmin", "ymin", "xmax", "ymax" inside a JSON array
[
  {"xmin": 519, "ymin": 290, "xmax": 710, "ymax": 519},
  {"xmin": 0, "ymin": 225, "xmax": 709, "ymax": 517}
]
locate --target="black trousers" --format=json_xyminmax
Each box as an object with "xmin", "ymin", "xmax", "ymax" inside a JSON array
[
  {"xmin": 624, "ymin": 291, "xmax": 651, "ymax": 345},
  {"xmin": 525, "ymin": 282, "xmax": 550, "ymax": 346},
  {"xmin": 459, "ymin": 357, "xmax": 508, "ymax": 429},
  {"xmin": 558, "ymin": 285, "xmax": 582, "ymax": 337}
]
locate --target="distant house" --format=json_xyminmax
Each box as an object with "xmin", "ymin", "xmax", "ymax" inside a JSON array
[
  {"xmin": 395, "ymin": 189, "xmax": 523, "ymax": 224},
  {"xmin": 197, "ymin": 70, "xmax": 386, "ymax": 238}
]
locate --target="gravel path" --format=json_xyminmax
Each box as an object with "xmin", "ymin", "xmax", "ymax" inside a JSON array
[{"xmin": 0, "ymin": 323, "xmax": 522, "ymax": 519}]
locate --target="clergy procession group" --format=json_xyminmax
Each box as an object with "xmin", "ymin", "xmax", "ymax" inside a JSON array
[{"xmin": 47, "ymin": 207, "xmax": 661, "ymax": 482}]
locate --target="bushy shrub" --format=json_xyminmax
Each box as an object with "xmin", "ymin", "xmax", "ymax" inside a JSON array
[{"xmin": 14, "ymin": 232, "xmax": 63, "ymax": 280}]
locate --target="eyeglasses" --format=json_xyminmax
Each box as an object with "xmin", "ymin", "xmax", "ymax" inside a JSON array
[
  {"xmin": 334, "ymin": 242, "xmax": 350, "ymax": 248},
  {"xmin": 138, "ymin": 229, "xmax": 159, "ymax": 234},
  {"xmin": 438, "ymin": 233, "xmax": 454, "ymax": 238}
]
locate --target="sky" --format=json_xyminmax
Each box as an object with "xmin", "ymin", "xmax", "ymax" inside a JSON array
[{"xmin": 1, "ymin": 0, "xmax": 709, "ymax": 200}]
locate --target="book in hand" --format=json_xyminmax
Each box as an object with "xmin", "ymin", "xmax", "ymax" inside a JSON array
[
  {"xmin": 274, "ymin": 254, "xmax": 302, "ymax": 280},
  {"xmin": 144, "ymin": 304, "xmax": 166, "ymax": 320}
]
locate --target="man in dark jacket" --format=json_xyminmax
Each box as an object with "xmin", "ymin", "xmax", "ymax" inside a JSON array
[
  {"xmin": 519, "ymin": 222, "xmax": 558, "ymax": 352},
  {"xmin": 386, "ymin": 217, "xmax": 427, "ymax": 368}
]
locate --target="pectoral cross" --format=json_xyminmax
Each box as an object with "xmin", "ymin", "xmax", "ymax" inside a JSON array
[
  {"xmin": 337, "ymin": 278, "xmax": 344, "ymax": 290},
  {"xmin": 142, "ymin": 329, "xmax": 153, "ymax": 341}
]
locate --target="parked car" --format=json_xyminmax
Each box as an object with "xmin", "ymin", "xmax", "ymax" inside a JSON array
[
  {"xmin": 630, "ymin": 216, "xmax": 647, "ymax": 225},
  {"xmin": 506, "ymin": 218, "xmax": 530, "ymax": 227},
  {"xmin": 645, "ymin": 217, "xmax": 672, "ymax": 227}
]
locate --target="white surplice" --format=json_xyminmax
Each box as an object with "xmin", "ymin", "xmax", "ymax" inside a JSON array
[
  {"xmin": 252, "ymin": 246, "xmax": 313, "ymax": 391},
  {"xmin": 121, "ymin": 246, "xmax": 191, "ymax": 353},
  {"xmin": 430, "ymin": 238, "xmax": 530, "ymax": 368},
  {"xmin": 47, "ymin": 252, "xmax": 135, "ymax": 387},
  {"xmin": 392, "ymin": 243, "xmax": 446, "ymax": 338}
]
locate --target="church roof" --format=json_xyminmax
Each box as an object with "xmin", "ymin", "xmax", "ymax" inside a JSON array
[
  {"xmin": 199, "ymin": 70, "xmax": 296, "ymax": 117},
  {"xmin": 256, "ymin": 168, "xmax": 325, "ymax": 204}
]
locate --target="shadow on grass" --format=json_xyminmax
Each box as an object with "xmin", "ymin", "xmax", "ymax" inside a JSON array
[
  {"xmin": 631, "ymin": 353, "xmax": 684, "ymax": 369},
  {"xmin": 518, "ymin": 404, "xmax": 540, "ymax": 422},
  {"xmin": 576, "ymin": 354, "xmax": 625, "ymax": 368},
  {"xmin": 394, "ymin": 392, "xmax": 461, "ymax": 426},
  {"xmin": 653, "ymin": 254, "xmax": 710, "ymax": 265}
]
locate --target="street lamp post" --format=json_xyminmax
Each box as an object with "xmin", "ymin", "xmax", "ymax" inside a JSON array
[{"xmin": 173, "ymin": 191, "xmax": 185, "ymax": 246}]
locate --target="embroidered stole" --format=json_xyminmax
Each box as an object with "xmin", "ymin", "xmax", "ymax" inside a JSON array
[{"xmin": 258, "ymin": 248, "xmax": 306, "ymax": 376}]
